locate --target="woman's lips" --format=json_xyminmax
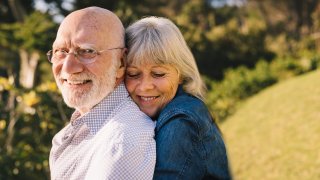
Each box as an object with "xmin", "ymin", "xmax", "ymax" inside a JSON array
[{"xmin": 140, "ymin": 96, "xmax": 157, "ymax": 101}]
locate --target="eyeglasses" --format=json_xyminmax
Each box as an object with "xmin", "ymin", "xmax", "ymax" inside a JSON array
[{"xmin": 46, "ymin": 47, "xmax": 125, "ymax": 64}]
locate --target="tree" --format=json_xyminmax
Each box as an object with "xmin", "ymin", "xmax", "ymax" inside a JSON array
[
  {"xmin": 0, "ymin": 0, "xmax": 43, "ymax": 89},
  {"xmin": 0, "ymin": 1, "xmax": 65, "ymax": 179},
  {"xmin": 250, "ymin": 0, "xmax": 320, "ymax": 36}
]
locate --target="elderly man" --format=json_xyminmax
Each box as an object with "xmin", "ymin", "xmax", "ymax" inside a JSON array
[{"xmin": 47, "ymin": 7, "xmax": 155, "ymax": 179}]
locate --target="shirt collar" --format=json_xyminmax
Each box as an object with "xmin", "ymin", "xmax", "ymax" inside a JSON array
[{"xmin": 70, "ymin": 82, "xmax": 129, "ymax": 134}]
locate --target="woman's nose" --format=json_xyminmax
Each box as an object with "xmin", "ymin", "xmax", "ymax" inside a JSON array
[{"xmin": 138, "ymin": 76, "xmax": 154, "ymax": 91}]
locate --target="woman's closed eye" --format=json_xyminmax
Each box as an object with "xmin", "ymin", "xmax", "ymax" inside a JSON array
[
  {"xmin": 152, "ymin": 72, "xmax": 166, "ymax": 78},
  {"xmin": 126, "ymin": 72, "xmax": 140, "ymax": 78}
]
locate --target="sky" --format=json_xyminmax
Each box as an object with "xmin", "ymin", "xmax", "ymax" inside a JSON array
[
  {"xmin": 34, "ymin": 0, "xmax": 247, "ymax": 22},
  {"xmin": 34, "ymin": 0, "xmax": 74, "ymax": 22},
  {"xmin": 211, "ymin": 0, "xmax": 246, "ymax": 8}
]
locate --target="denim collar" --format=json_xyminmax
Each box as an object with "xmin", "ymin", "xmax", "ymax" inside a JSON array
[{"xmin": 175, "ymin": 85, "xmax": 185, "ymax": 98}]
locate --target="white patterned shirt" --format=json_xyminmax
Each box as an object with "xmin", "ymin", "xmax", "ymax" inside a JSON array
[{"xmin": 49, "ymin": 83, "xmax": 156, "ymax": 180}]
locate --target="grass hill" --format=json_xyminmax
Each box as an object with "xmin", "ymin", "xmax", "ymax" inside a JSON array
[{"xmin": 220, "ymin": 70, "xmax": 320, "ymax": 180}]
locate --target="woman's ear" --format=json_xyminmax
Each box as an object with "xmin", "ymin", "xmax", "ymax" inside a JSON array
[
  {"xmin": 175, "ymin": 67, "xmax": 183, "ymax": 84},
  {"xmin": 179, "ymin": 77, "xmax": 183, "ymax": 84}
]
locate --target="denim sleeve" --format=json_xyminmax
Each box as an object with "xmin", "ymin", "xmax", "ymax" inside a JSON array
[{"xmin": 153, "ymin": 113, "xmax": 231, "ymax": 180}]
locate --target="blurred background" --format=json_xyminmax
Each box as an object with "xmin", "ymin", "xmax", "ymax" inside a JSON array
[{"xmin": 0, "ymin": 0, "xmax": 319, "ymax": 179}]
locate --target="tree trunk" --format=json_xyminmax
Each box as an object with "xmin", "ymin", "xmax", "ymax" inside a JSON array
[
  {"xmin": 4, "ymin": 74, "xmax": 18, "ymax": 155},
  {"xmin": 8, "ymin": 0, "xmax": 26, "ymax": 22},
  {"xmin": 19, "ymin": 49, "xmax": 39, "ymax": 89}
]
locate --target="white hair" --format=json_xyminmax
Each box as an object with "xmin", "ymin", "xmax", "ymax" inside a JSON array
[{"xmin": 126, "ymin": 16, "xmax": 206, "ymax": 100}]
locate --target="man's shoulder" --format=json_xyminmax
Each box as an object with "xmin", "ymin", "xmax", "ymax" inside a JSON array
[
  {"xmin": 100, "ymin": 99, "xmax": 155, "ymax": 145},
  {"xmin": 110, "ymin": 97, "xmax": 155, "ymax": 131}
]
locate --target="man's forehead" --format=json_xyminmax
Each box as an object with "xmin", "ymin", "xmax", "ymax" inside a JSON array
[
  {"xmin": 55, "ymin": 20, "xmax": 108, "ymax": 45},
  {"xmin": 60, "ymin": 14, "xmax": 104, "ymax": 31},
  {"xmin": 62, "ymin": 7, "xmax": 117, "ymax": 28},
  {"xmin": 53, "ymin": 7, "xmax": 124, "ymax": 48},
  {"xmin": 58, "ymin": 10, "xmax": 118, "ymax": 39}
]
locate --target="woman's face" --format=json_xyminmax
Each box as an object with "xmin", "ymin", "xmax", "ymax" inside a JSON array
[{"xmin": 125, "ymin": 63, "xmax": 180, "ymax": 119}]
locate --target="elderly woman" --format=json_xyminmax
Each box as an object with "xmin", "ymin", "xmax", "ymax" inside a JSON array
[{"xmin": 125, "ymin": 17, "xmax": 231, "ymax": 179}]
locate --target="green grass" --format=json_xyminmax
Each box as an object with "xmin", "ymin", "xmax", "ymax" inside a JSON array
[{"xmin": 220, "ymin": 70, "xmax": 320, "ymax": 180}]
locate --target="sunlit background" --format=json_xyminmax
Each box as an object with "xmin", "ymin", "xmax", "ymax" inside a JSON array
[{"xmin": 0, "ymin": 0, "xmax": 319, "ymax": 179}]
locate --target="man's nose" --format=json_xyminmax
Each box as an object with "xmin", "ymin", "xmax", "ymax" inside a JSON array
[{"xmin": 61, "ymin": 54, "xmax": 84, "ymax": 74}]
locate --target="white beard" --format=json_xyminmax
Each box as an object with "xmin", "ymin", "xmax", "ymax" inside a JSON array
[{"xmin": 56, "ymin": 59, "xmax": 118, "ymax": 112}]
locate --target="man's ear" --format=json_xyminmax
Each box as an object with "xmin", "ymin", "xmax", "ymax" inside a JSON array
[
  {"xmin": 116, "ymin": 66, "xmax": 125, "ymax": 79},
  {"xmin": 116, "ymin": 48, "xmax": 127, "ymax": 79}
]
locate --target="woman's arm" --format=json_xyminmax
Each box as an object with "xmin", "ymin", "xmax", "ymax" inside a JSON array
[
  {"xmin": 154, "ymin": 114, "xmax": 205, "ymax": 180},
  {"xmin": 154, "ymin": 113, "xmax": 231, "ymax": 180}
]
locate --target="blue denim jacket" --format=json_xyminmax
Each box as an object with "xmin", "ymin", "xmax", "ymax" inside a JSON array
[{"xmin": 153, "ymin": 86, "xmax": 231, "ymax": 180}]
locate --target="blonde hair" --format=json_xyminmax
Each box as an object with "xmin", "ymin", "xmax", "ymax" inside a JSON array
[{"xmin": 125, "ymin": 16, "xmax": 206, "ymax": 100}]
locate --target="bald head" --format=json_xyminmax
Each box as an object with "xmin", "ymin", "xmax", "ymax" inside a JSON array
[
  {"xmin": 51, "ymin": 7, "xmax": 127, "ymax": 113},
  {"xmin": 54, "ymin": 6, "xmax": 125, "ymax": 49}
]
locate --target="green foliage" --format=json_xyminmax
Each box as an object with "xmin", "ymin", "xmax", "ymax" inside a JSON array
[
  {"xmin": 207, "ymin": 46, "xmax": 320, "ymax": 122},
  {"xmin": 207, "ymin": 60, "xmax": 277, "ymax": 121},
  {"xmin": 0, "ymin": 11, "xmax": 57, "ymax": 51},
  {"xmin": 0, "ymin": 81, "xmax": 72, "ymax": 179},
  {"xmin": 0, "ymin": 0, "xmax": 34, "ymax": 23},
  {"xmin": 197, "ymin": 11, "xmax": 275, "ymax": 79}
]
